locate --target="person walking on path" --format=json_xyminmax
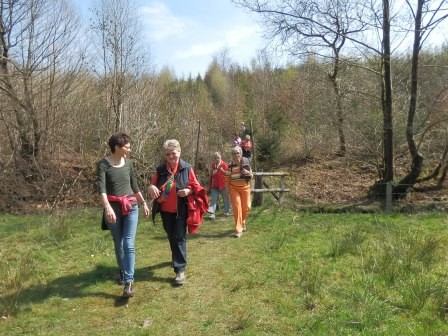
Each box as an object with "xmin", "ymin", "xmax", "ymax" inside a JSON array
[
  {"xmin": 240, "ymin": 134, "xmax": 253, "ymax": 159},
  {"xmin": 231, "ymin": 133, "xmax": 241, "ymax": 147},
  {"xmin": 148, "ymin": 139, "xmax": 204, "ymax": 285},
  {"xmin": 239, "ymin": 122, "xmax": 246, "ymax": 135},
  {"xmin": 97, "ymin": 132, "xmax": 150, "ymax": 298},
  {"xmin": 207, "ymin": 152, "xmax": 231, "ymax": 219},
  {"xmin": 225, "ymin": 146, "xmax": 253, "ymax": 238}
]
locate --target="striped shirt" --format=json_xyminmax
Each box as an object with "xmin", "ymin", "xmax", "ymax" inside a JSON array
[{"xmin": 227, "ymin": 162, "xmax": 251, "ymax": 188}]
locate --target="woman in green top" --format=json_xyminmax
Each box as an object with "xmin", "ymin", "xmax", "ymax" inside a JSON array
[{"xmin": 97, "ymin": 132, "xmax": 149, "ymax": 298}]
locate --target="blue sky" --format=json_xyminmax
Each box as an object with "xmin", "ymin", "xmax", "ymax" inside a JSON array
[
  {"xmin": 76, "ymin": 0, "xmax": 266, "ymax": 77},
  {"xmin": 75, "ymin": 0, "xmax": 447, "ymax": 78}
]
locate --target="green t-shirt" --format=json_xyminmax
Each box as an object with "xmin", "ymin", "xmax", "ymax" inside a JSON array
[{"xmin": 96, "ymin": 158, "xmax": 140, "ymax": 197}]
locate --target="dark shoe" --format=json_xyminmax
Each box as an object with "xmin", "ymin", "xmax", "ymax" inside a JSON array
[
  {"xmin": 116, "ymin": 269, "xmax": 125, "ymax": 285},
  {"xmin": 174, "ymin": 272, "xmax": 186, "ymax": 286},
  {"xmin": 122, "ymin": 282, "xmax": 134, "ymax": 297}
]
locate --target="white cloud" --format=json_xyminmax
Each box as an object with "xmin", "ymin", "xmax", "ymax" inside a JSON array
[
  {"xmin": 174, "ymin": 24, "xmax": 260, "ymax": 60},
  {"xmin": 138, "ymin": 0, "xmax": 265, "ymax": 76},
  {"xmin": 175, "ymin": 42, "xmax": 223, "ymax": 59},
  {"xmin": 140, "ymin": 1, "xmax": 193, "ymax": 41},
  {"xmin": 224, "ymin": 25, "xmax": 259, "ymax": 47}
]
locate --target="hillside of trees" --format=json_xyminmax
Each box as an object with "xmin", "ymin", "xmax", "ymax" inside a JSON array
[{"xmin": 0, "ymin": 0, "xmax": 447, "ymax": 214}]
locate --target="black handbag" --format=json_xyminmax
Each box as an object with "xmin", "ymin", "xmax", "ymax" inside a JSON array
[{"xmin": 101, "ymin": 210, "xmax": 109, "ymax": 230}]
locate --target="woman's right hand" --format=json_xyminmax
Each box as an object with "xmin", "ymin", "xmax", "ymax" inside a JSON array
[
  {"xmin": 105, "ymin": 205, "xmax": 116, "ymax": 223},
  {"xmin": 149, "ymin": 185, "xmax": 161, "ymax": 199}
]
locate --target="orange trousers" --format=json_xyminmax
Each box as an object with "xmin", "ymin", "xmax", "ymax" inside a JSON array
[{"xmin": 229, "ymin": 184, "xmax": 251, "ymax": 233}]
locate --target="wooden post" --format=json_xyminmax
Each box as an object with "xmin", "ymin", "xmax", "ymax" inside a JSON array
[
  {"xmin": 385, "ymin": 181, "xmax": 392, "ymax": 213},
  {"xmin": 251, "ymin": 172, "xmax": 290, "ymax": 205},
  {"xmin": 250, "ymin": 118, "xmax": 256, "ymax": 172},
  {"xmin": 252, "ymin": 174, "xmax": 264, "ymax": 206},
  {"xmin": 279, "ymin": 175, "xmax": 285, "ymax": 204},
  {"xmin": 194, "ymin": 120, "xmax": 200, "ymax": 172}
]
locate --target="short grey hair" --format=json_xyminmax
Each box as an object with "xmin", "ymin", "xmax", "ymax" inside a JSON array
[
  {"xmin": 231, "ymin": 146, "xmax": 242, "ymax": 154},
  {"xmin": 213, "ymin": 151, "xmax": 221, "ymax": 158},
  {"xmin": 163, "ymin": 139, "xmax": 181, "ymax": 153}
]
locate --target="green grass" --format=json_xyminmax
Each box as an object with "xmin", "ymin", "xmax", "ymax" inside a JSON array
[{"xmin": 1, "ymin": 207, "xmax": 447, "ymax": 335}]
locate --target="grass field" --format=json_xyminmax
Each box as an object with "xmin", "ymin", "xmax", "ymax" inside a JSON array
[{"xmin": 1, "ymin": 205, "xmax": 447, "ymax": 335}]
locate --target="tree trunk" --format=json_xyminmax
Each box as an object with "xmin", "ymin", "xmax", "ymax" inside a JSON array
[
  {"xmin": 382, "ymin": 0, "xmax": 394, "ymax": 183},
  {"xmin": 328, "ymin": 70, "xmax": 346, "ymax": 157},
  {"xmin": 397, "ymin": 0, "xmax": 424, "ymax": 195},
  {"xmin": 438, "ymin": 162, "xmax": 448, "ymax": 187}
]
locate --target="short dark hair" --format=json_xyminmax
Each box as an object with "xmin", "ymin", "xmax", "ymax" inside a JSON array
[{"xmin": 108, "ymin": 132, "xmax": 131, "ymax": 153}]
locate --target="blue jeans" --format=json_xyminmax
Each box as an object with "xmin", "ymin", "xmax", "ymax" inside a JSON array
[
  {"xmin": 209, "ymin": 187, "xmax": 231, "ymax": 214},
  {"xmin": 107, "ymin": 204, "xmax": 138, "ymax": 283}
]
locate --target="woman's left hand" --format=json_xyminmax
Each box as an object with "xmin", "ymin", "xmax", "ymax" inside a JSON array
[
  {"xmin": 142, "ymin": 203, "xmax": 150, "ymax": 217},
  {"xmin": 241, "ymin": 168, "xmax": 252, "ymax": 176},
  {"xmin": 177, "ymin": 188, "xmax": 192, "ymax": 197}
]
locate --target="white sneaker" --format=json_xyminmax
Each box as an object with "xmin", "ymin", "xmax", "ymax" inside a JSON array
[
  {"xmin": 208, "ymin": 213, "xmax": 215, "ymax": 219},
  {"xmin": 174, "ymin": 272, "xmax": 186, "ymax": 285},
  {"xmin": 224, "ymin": 212, "xmax": 231, "ymax": 217}
]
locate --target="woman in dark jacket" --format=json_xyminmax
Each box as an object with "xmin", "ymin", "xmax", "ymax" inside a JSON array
[{"xmin": 148, "ymin": 139, "xmax": 201, "ymax": 285}]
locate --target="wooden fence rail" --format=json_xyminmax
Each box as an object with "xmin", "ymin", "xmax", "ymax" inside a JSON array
[{"xmin": 251, "ymin": 172, "xmax": 290, "ymax": 206}]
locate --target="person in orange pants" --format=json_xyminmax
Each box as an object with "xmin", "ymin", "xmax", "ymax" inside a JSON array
[{"xmin": 225, "ymin": 146, "xmax": 253, "ymax": 238}]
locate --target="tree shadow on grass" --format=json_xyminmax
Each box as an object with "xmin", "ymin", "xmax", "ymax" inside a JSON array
[{"xmin": 1, "ymin": 261, "xmax": 174, "ymax": 316}]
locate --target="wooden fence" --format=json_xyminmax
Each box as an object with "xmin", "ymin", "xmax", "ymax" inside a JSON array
[{"xmin": 251, "ymin": 172, "xmax": 290, "ymax": 206}]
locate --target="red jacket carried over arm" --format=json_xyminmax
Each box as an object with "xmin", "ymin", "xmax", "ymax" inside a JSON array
[{"xmin": 186, "ymin": 183, "xmax": 209, "ymax": 233}]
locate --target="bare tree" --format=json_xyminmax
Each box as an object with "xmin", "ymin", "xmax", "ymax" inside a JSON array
[
  {"xmin": 233, "ymin": 0, "xmax": 370, "ymax": 156},
  {"xmin": 397, "ymin": 0, "xmax": 448, "ymax": 193},
  {"xmin": 234, "ymin": 0, "xmax": 448, "ymax": 191},
  {"xmin": 89, "ymin": 0, "xmax": 151, "ymax": 133},
  {"xmin": 0, "ymin": 0, "xmax": 82, "ymax": 163},
  {"xmin": 380, "ymin": 0, "xmax": 394, "ymax": 183}
]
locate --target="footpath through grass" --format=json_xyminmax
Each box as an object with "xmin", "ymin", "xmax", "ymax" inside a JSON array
[{"xmin": 0, "ymin": 207, "xmax": 447, "ymax": 335}]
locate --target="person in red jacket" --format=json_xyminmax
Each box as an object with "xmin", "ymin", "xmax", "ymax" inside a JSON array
[
  {"xmin": 241, "ymin": 134, "xmax": 253, "ymax": 159},
  {"xmin": 207, "ymin": 152, "xmax": 231, "ymax": 219},
  {"xmin": 149, "ymin": 139, "xmax": 202, "ymax": 286}
]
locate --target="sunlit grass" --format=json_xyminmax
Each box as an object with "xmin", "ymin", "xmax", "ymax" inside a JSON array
[{"xmin": 0, "ymin": 208, "xmax": 447, "ymax": 335}]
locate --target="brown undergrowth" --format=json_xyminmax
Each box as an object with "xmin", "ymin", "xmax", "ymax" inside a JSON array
[{"xmin": 0, "ymin": 154, "xmax": 446, "ymax": 214}]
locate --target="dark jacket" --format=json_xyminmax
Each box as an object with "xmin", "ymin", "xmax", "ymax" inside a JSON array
[{"xmin": 151, "ymin": 159, "xmax": 191, "ymax": 223}]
